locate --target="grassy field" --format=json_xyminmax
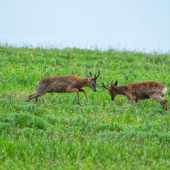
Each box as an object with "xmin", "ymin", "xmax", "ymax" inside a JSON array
[{"xmin": 0, "ymin": 45, "xmax": 170, "ymax": 169}]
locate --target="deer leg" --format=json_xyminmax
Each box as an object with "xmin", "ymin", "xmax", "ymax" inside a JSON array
[
  {"xmin": 66, "ymin": 88, "xmax": 80, "ymax": 105},
  {"xmin": 150, "ymin": 94, "xmax": 168, "ymax": 110},
  {"xmin": 27, "ymin": 93, "xmax": 35, "ymax": 102},
  {"xmin": 129, "ymin": 94, "xmax": 138, "ymax": 106},
  {"xmin": 27, "ymin": 92, "xmax": 45, "ymax": 102},
  {"xmin": 131, "ymin": 100, "xmax": 137, "ymax": 106},
  {"xmin": 35, "ymin": 97, "xmax": 38, "ymax": 103},
  {"xmin": 79, "ymin": 89, "xmax": 89, "ymax": 102},
  {"xmin": 35, "ymin": 86, "xmax": 38, "ymax": 102},
  {"xmin": 27, "ymin": 87, "xmax": 47, "ymax": 103},
  {"xmin": 27, "ymin": 87, "xmax": 45, "ymax": 103}
]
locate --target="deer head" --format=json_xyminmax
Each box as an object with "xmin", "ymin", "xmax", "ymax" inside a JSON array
[
  {"xmin": 85, "ymin": 70, "xmax": 100, "ymax": 92},
  {"xmin": 102, "ymin": 80, "xmax": 118, "ymax": 100}
]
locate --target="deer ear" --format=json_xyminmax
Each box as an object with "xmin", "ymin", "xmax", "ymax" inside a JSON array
[
  {"xmin": 85, "ymin": 73, "xmax": 89, "ymax": 78},
  {"xmin": 89, "ymin": 72, "xmax": 93, "ymax": 77},
  {"xmin": 114, "ymin": 80, "xmax": 118, "ymax": 86}
]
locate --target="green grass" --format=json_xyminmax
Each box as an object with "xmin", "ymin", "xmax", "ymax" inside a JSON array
[{"xmin": 0, "ymin": 45, "xmax": 170, "ymax": 169}]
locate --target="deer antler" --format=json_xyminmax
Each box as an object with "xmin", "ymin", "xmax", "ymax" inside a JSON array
[
  {"xmin": 110, "ymin": 80, "xmax": 113, "ymax": 86},
  {"xmin": 94, "ymin": 70, "xmax": 100, "ymax": 79},
  {"xmin": 101, "ymin": 83, "xmax": 109, "ymax": 90}
]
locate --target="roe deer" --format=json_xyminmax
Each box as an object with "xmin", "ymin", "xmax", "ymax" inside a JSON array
[
  {"xmin": 27, "ymin": 71, "xmax": 100, "ymax": 105},
  {"xmin": 102, "ymin": 80, "xmax": 168, "ymax": 110}
]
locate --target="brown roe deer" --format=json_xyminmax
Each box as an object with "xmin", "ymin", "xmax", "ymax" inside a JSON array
[
  {"xmin": 102, "ymin": 80, "xmax": 168, "ymax": 110},
  {"xmin": 27, "ymin": 71, "xmax": 100, "ymax": 105}
]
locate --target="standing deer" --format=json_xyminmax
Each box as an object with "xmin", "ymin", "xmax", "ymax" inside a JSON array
[
  {"xmin": 102, "ymin": 80, "xmax": 168, "ymax": 110},
  {"xmin": 27, "ymin": 71, "xmax": 100, "ymax": 105}
]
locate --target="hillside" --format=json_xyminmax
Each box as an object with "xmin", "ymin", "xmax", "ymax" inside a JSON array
[{"xmin": 0, "ymin": 45, "xmax": 170, "ymax": 169}]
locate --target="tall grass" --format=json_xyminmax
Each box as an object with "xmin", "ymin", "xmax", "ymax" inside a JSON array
[{"xmin": 0, "ymin": 45, "xmax": 170, "ymax": 169}]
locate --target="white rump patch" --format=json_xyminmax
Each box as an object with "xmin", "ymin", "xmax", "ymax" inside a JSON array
[{"xmin": 162, "ymin": 88, "xmax": 167, "ymax": 95}]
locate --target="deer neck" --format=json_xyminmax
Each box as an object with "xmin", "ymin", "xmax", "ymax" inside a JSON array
[
  {"xmin": 75, "ymin": 78, "xmax": 88, "ymax": 88},
  {"xmin": 115, "ymin": 85, "xmax": 128, "ymax": 96}
]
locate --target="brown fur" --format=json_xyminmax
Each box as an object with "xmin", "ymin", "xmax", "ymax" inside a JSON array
[
  {"xmin": 27, "ymin": 71, "xmax": 100, "ymax": 105},
  {"xmin": 102, "ymin": 80, "xmax": 168, "ymax": 110}
]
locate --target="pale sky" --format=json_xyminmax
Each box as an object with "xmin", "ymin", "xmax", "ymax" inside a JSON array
[{"xmin": 1, "ymin": 0, "xmax": 170, "ymax": 53}]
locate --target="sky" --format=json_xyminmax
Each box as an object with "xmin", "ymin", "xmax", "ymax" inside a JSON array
[{"xmin": 0, "ymin": 0, "xmax": 170, "ymax": 53}]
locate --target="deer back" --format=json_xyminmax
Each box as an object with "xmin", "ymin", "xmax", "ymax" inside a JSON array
[{"xmin": 127, "ymin": 81, "xmax": 167, "ymax": 95}]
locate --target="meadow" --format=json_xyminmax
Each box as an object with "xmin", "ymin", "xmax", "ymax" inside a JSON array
[{"xmin": 0, "ymin": 45, "xmax": 170, "ymax": 169}]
